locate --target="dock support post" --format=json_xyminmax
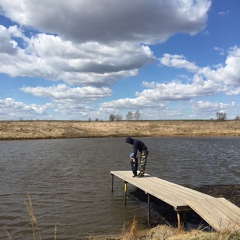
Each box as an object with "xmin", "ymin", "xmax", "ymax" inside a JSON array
[
  {"xmin": 177, "ymin": 211, "xmax": 181, "ymax": 232},
  {"xmin": 147, "ymin": 194, "xmax": 151, "ymax": 225},
  {"xmin": 111, "ymin": 173, "xmax": 114, "ymax": 192},
  {"xmin": 124, "ymin": 181, "xmax": 128, "ymax": 205}
]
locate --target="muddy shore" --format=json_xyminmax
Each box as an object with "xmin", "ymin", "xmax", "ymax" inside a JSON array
[{"xmin": 0, "ymin": 120, "xmax": 240, "ymax": 140}]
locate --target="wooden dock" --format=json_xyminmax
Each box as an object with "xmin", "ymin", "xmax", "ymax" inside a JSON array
[{"xmin": 111, "ymin": 171, "xmax": 240, "ymax": 232}]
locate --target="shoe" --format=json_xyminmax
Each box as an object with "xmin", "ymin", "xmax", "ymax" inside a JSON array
[
  {"xmin": 132, "ymin": 175, "xmax": 137, "ymax": 177},
  {"xmin": 137, "ymin": 172, "xmax": 144, "ymax": 178}
]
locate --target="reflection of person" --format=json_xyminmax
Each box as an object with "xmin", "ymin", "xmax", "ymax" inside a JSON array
[
  {"xmin": 125, "ymin": 137, "xmax": 149, "ymax": 177},
  {"xmin": 130, "ymin": 153, "xmax": 138, "ymax": 177}
]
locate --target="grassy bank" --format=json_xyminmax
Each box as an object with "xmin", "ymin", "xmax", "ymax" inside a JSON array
[
  {"xmin": 1, "ymin": 120, "xmax": 240, "ymax": 140},
  {"xmin": 100, "ymin": 220, "xmax": 240, "ymax": 240}
]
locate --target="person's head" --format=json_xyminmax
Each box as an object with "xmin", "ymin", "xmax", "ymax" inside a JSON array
[
  {"xmin": 130, "ymin": 153, "xmax": 134, "ymax": 159},
  {"xmin": 125, "ymin": 137, "xmax": 134, "ymax": 145}
]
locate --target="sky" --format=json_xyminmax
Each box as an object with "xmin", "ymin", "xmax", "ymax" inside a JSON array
[{"xmin": 0, "ymin": 0, "xmax": 239, "ymax": 121}]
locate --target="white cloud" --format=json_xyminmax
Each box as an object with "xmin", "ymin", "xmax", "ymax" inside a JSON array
[
  {"xmin": 226, "ymin": 87, "xmax": 240, "ymax": 95},
  {"xmin": 101, "ymin": 96, "xmax": 166, "ymax": 110},
  {"xmin": 191, "ymin": 100, "xmax": 228, "ymax": 112},
  {"xmin": 200, "ymin": 46, "xmax": 240, "ymax": 86},
  {"xmin": 0, "ymin": 0, "xmax": 211, "ymax": 44},
  {"xmin": 159, "ymin": 47, "xmax": 240, "ymax": 90},
  {"xmin": 0, "ymin": 25, "xmax": 155, "ymax": 86},
  {"xmin": 1, "ymin": 0, "xmax": 239, "ymax": 120},
  {"xmin": 0, "ymin": 98, "xmax": 52, "ymax": 119},
  {"xmin": 0, "ymin": 25, "xmax": 18, "ymax": 54},
  {"xmin": 218, "ymin": 10, "xmax": 230, "ymax": 17},
  {"xmin": 190, "ymin": 100, "xmax": 240, "ymax": 119},
  {"xmin": 101, "ymin": 47, "xmax": 240, "ymax": 119},
  {"xmin": 141, "ymin": 108, "xmax": 184, "ymax": 120},
  {"xmin": 0, "ymin": 0, "xmax": 212, "ymax": 88},
  {"xmin": 160, "ymin": 54, "xmax": 199, "ymax": 72},
  {"xmin": 20, "ymin": 84, "xmax": 112, "ymax": 102},
  {"xmin": 214, "ymin": 47, "xmax": 225, "ymax": 55},
  {"xmin": 102, "ymin": 76, "xmax": 220, "ymax": 110},
  {"xmin": 139, "ymin": 77, "xmax": 220, "ymax": 101},
  {"xmin": 19, "ymin": 84, "xmax": 114, "ymax": 120}
]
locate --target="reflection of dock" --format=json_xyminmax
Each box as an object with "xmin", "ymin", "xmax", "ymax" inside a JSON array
[{"xmin": 110, "ymin": 171, "xmax": 240, "ymax": 232}]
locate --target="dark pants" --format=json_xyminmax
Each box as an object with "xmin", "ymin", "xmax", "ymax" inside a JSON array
[{"xmin": 130, "ymin": 159, "xmax": 138, "ymax": 176}]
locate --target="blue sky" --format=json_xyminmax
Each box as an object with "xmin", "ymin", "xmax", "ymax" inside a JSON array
[{"xmin": 0, "ymin": 0, "xmax": 239, "ymax": 120}]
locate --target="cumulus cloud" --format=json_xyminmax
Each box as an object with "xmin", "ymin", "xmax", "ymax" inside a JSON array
[
  {"xmin": 159, "ymin": 47, "xmax": 240, "ymax": 88},
  {"xmin": 101, "ymin": 73, "xmax": 222, "ymax": 110},
  {"xmin": 0, "ymin": 25, "xmax": 18, "ymax": 54},
  {"xmin": 0, "ymin": 0, "xmax": 211, "ymax": 88},
  {"xmin": 101, "ymin": 96, "xmax": 166, "ymax": 110},
  {"xmin": 101, "ymin": 47, "xmax": 240, "ymax": 114},
  {"xmin": 2, "ymin": 0, "xmax": 239, "ymax": 120},
  {"xmin": 226, "ymin": 87, "xmax": 240, "ymax": 95},
  {"xmin": 0, "ymin": 0, "xmax": 211, "ymax": 44},
  {"xmin": 19, "ymin": 84, "xmax": 114, "ymax": 120},
  {"xmin": 191, "ymin": 100, "xmax": 228, "ymax": 112},
  {"xmin": 101, "ymin": 78, "xmax": 218, "ymax": 110},
  {"xmin": 160, "ymin": 54, "xmax": 199, "ymax": 72},
  {"xmin": 190, "ymin": 100, "xmax": 240, "ymax": 119},
  {"xmin": 0, "ymin": 25, "xmax": 155, "ymax": 86},
  {"xmin": 0, "ymin": 98, "xmax": 52, "ymax": 119},
  {"xmin": 20, "ymin": 84, "xmax": 112, "ymax": 102},
  {"xmin": 200, "ymin": 46, "xmax": 240, "ymax": 86}
]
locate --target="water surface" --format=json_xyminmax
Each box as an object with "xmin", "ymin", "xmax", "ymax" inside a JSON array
[{"xmin": 0, "ymin": 137, "xmax": 239, "ymax": 239}]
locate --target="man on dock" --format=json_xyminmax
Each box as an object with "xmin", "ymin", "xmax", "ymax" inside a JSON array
[{"xmin": 125, "ymin": 137, "xmax": 149, "ymax": 177}]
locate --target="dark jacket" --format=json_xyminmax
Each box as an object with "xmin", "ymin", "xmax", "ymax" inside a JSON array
[{"xmin": 125, "ymin": 137, "xmax": 148, "ymax": 159}]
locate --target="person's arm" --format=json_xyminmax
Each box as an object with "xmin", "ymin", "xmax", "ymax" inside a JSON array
[{"xmin": 133, "ymin": 141, "xmax": 139, "ymax": 159}]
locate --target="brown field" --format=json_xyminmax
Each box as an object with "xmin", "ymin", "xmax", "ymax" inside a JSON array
[{"xmin": 0, "ymin": 120, "xmax": 240, "ymax": 140}]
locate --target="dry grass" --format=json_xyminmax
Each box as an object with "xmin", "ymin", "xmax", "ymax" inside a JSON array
[
  {"xmin": 3, "ymin": 195, "xmax": 57, "ymax": 240},
  {"xmin": 3, "ymin": 205, "xmax": 240, "ymax": 240},
  {"xmin": 91, "ymin": 219, "xmax": 240, "ymax": 240},
  {"xmin": 118, "ymin": 219, "xmax": 240, "ymax": 240},
  {"xmin": 121, "ymin": 217, "xmax": 140, "ymax": 240},
  {"xmin": 1, "ymin": 120, "xmax": 240, "ymax": 140},
  {"xmin": 24, "ymin": 194, "xmax": 41, "ymax": 240}
]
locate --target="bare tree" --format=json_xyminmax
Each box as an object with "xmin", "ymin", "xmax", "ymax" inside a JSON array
[
  {"xmin": 216, "ymin": 112, "xmax": 226, "ymax": 121},
  {"xmin": 126, "ymin": 111, "xmax": 133, "ymax": 120},
  {"xmin": 109, "ymin": 114, "xmax": 115, "ymax": 121},
  {"xmin": 115, "ymin": 114, "xmax": 123, "ymax": 121},
  {"xmin": 134, "ymin": 110, "xmax": 141, "ymax": 120}
]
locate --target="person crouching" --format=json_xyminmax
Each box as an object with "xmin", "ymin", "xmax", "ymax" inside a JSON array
[{"xmin": 130, "ymin": 152, "xmax": 138, "ymax": 177}]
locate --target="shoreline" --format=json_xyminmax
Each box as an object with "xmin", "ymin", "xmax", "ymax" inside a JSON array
[
  {"xmin": 87, "ymin": 184, "xmax": 240, "ymax": 239},
  {"xmin": 1, "ymin": 120, "xmax": 240, "ymax": 140}
]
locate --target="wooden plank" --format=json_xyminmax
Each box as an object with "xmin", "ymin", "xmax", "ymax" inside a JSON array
[
  {"xmin": 111, "ymin": 171, "xmax": 188, "ymax": 208},
  {"xmin": 111, "ymin": 171, "xmax": 212, "ymax": 207},
  {"xmin": 209, "ymin": 198, "xmax": 240, "ymax": 226},
  {"xmin": 111, "ymin": 171, "xmax": 211, "ymax": 200},
  {"xmin": 138, "ymin": 178, "xmax": 207, "ymax": 206},
  {"xmin": 132, "ymin": 179, "xmax": 188, "ymax": 208},
  {"xmin": 150, "ymin": 177, "xmax": 213, "ymax": 200},
  {"xmin": 187, "ymin": 199, "xmax": 240, "ymax": 232},
  {"xmin": 111, "ymin": 170, "xmax": 240, "ymax": 232}
]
